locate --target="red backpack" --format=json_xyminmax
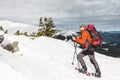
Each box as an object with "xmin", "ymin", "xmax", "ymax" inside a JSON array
[{"xmin": 87, "ymin": 24, "xmax": 101, "ymax": 46}]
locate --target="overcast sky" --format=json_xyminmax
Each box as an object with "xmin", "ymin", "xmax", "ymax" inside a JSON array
[{"xmin": 0, "ymin": 0, "xmax": 120, "ymax": 31}]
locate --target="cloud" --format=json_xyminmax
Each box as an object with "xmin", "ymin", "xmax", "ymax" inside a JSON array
[{"xmin": 0, "ymin": 0, "xmax": 120, "ymax": 25}]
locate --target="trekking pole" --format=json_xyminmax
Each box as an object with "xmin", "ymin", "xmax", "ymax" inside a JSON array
[
  {"xmin": 72, "ymin": 42, "xmax": 80, "ymax": 69},
  {"xmin": 71, "ymin": 42, "xmax": 77, "ymax": 65}
]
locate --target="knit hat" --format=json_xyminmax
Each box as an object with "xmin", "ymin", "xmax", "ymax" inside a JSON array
[{"xmin": 80, "ymin": 24, "xmax": 86, "ymax": 29}]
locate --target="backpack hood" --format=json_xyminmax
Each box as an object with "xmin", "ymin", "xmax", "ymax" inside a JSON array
[{"xmin": 87, "ymin": 24, "xmax": 96, "ymax": 31}]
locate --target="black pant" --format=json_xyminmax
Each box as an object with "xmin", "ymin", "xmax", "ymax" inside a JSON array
[{"xmin": 77, "ymin": 48, "xmax": 100, "ymax": 70}]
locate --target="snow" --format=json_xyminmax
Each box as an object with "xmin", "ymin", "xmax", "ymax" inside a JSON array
[
  {"xmin": 0, "ymin": 20, "xmax": 39, "ymax": 34},
  {"xmin": 0, "ymin": 21, "xmax": 120, "ymax": 80},
  {"xmin": 0, "ymin": 30, "xmax": 4, "ymax": 36}
]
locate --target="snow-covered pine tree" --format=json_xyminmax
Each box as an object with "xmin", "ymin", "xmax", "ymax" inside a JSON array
[{"xmin": 38, "ymin": 17, "xmax": 56, "ymax": 37}]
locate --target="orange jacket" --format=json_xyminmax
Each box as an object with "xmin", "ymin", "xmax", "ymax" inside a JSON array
[{"xmin": 75, "ymin": 30, "xmax": 92, "ymax": 47}]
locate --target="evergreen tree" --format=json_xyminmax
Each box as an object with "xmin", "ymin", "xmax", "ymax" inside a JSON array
[
  {"xmin": 14, "ymin": 30, "xmax": 20, "ymax": 35},
  {"xmin": 4, "ymin": 30, "xmax": 8, "ymax": 34},
  {"xmin": 23, "ymin": 32, "xmax": 28, "ymax": 36},
  {"xmin": 39, "ymin": 17, "xmax": 43, "ymax": 27},
  {"xmin": 38, "ymin": 17, "xmax": 56, "ymax": 37}
]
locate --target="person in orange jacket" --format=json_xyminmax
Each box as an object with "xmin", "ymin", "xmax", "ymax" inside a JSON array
[{"xmin": 72, "ymin": 24, "xmax": 101, "ymax": 77}]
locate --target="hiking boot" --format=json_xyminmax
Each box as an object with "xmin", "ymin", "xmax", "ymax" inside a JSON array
[
  {"xmin": 95, "ymin": 69, "xmax": 101, "ymax": 77},
  {"xmin": 78, "ymin": 66, "xmax": 87, "ymax": 74}
]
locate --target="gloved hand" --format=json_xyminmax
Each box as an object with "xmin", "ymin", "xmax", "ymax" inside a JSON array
[{"xmin": 72, "ymin": 37, "xmax": 76, "ymax": 41}]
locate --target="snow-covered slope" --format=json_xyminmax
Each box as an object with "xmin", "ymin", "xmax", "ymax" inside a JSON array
[
  {"xmin": 0, "ymin": 21, "xmax": 39, "ymax": 34},
  {"xmin": 0, "ymin": 34, "xmax": 120, "ymax": 80}
]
